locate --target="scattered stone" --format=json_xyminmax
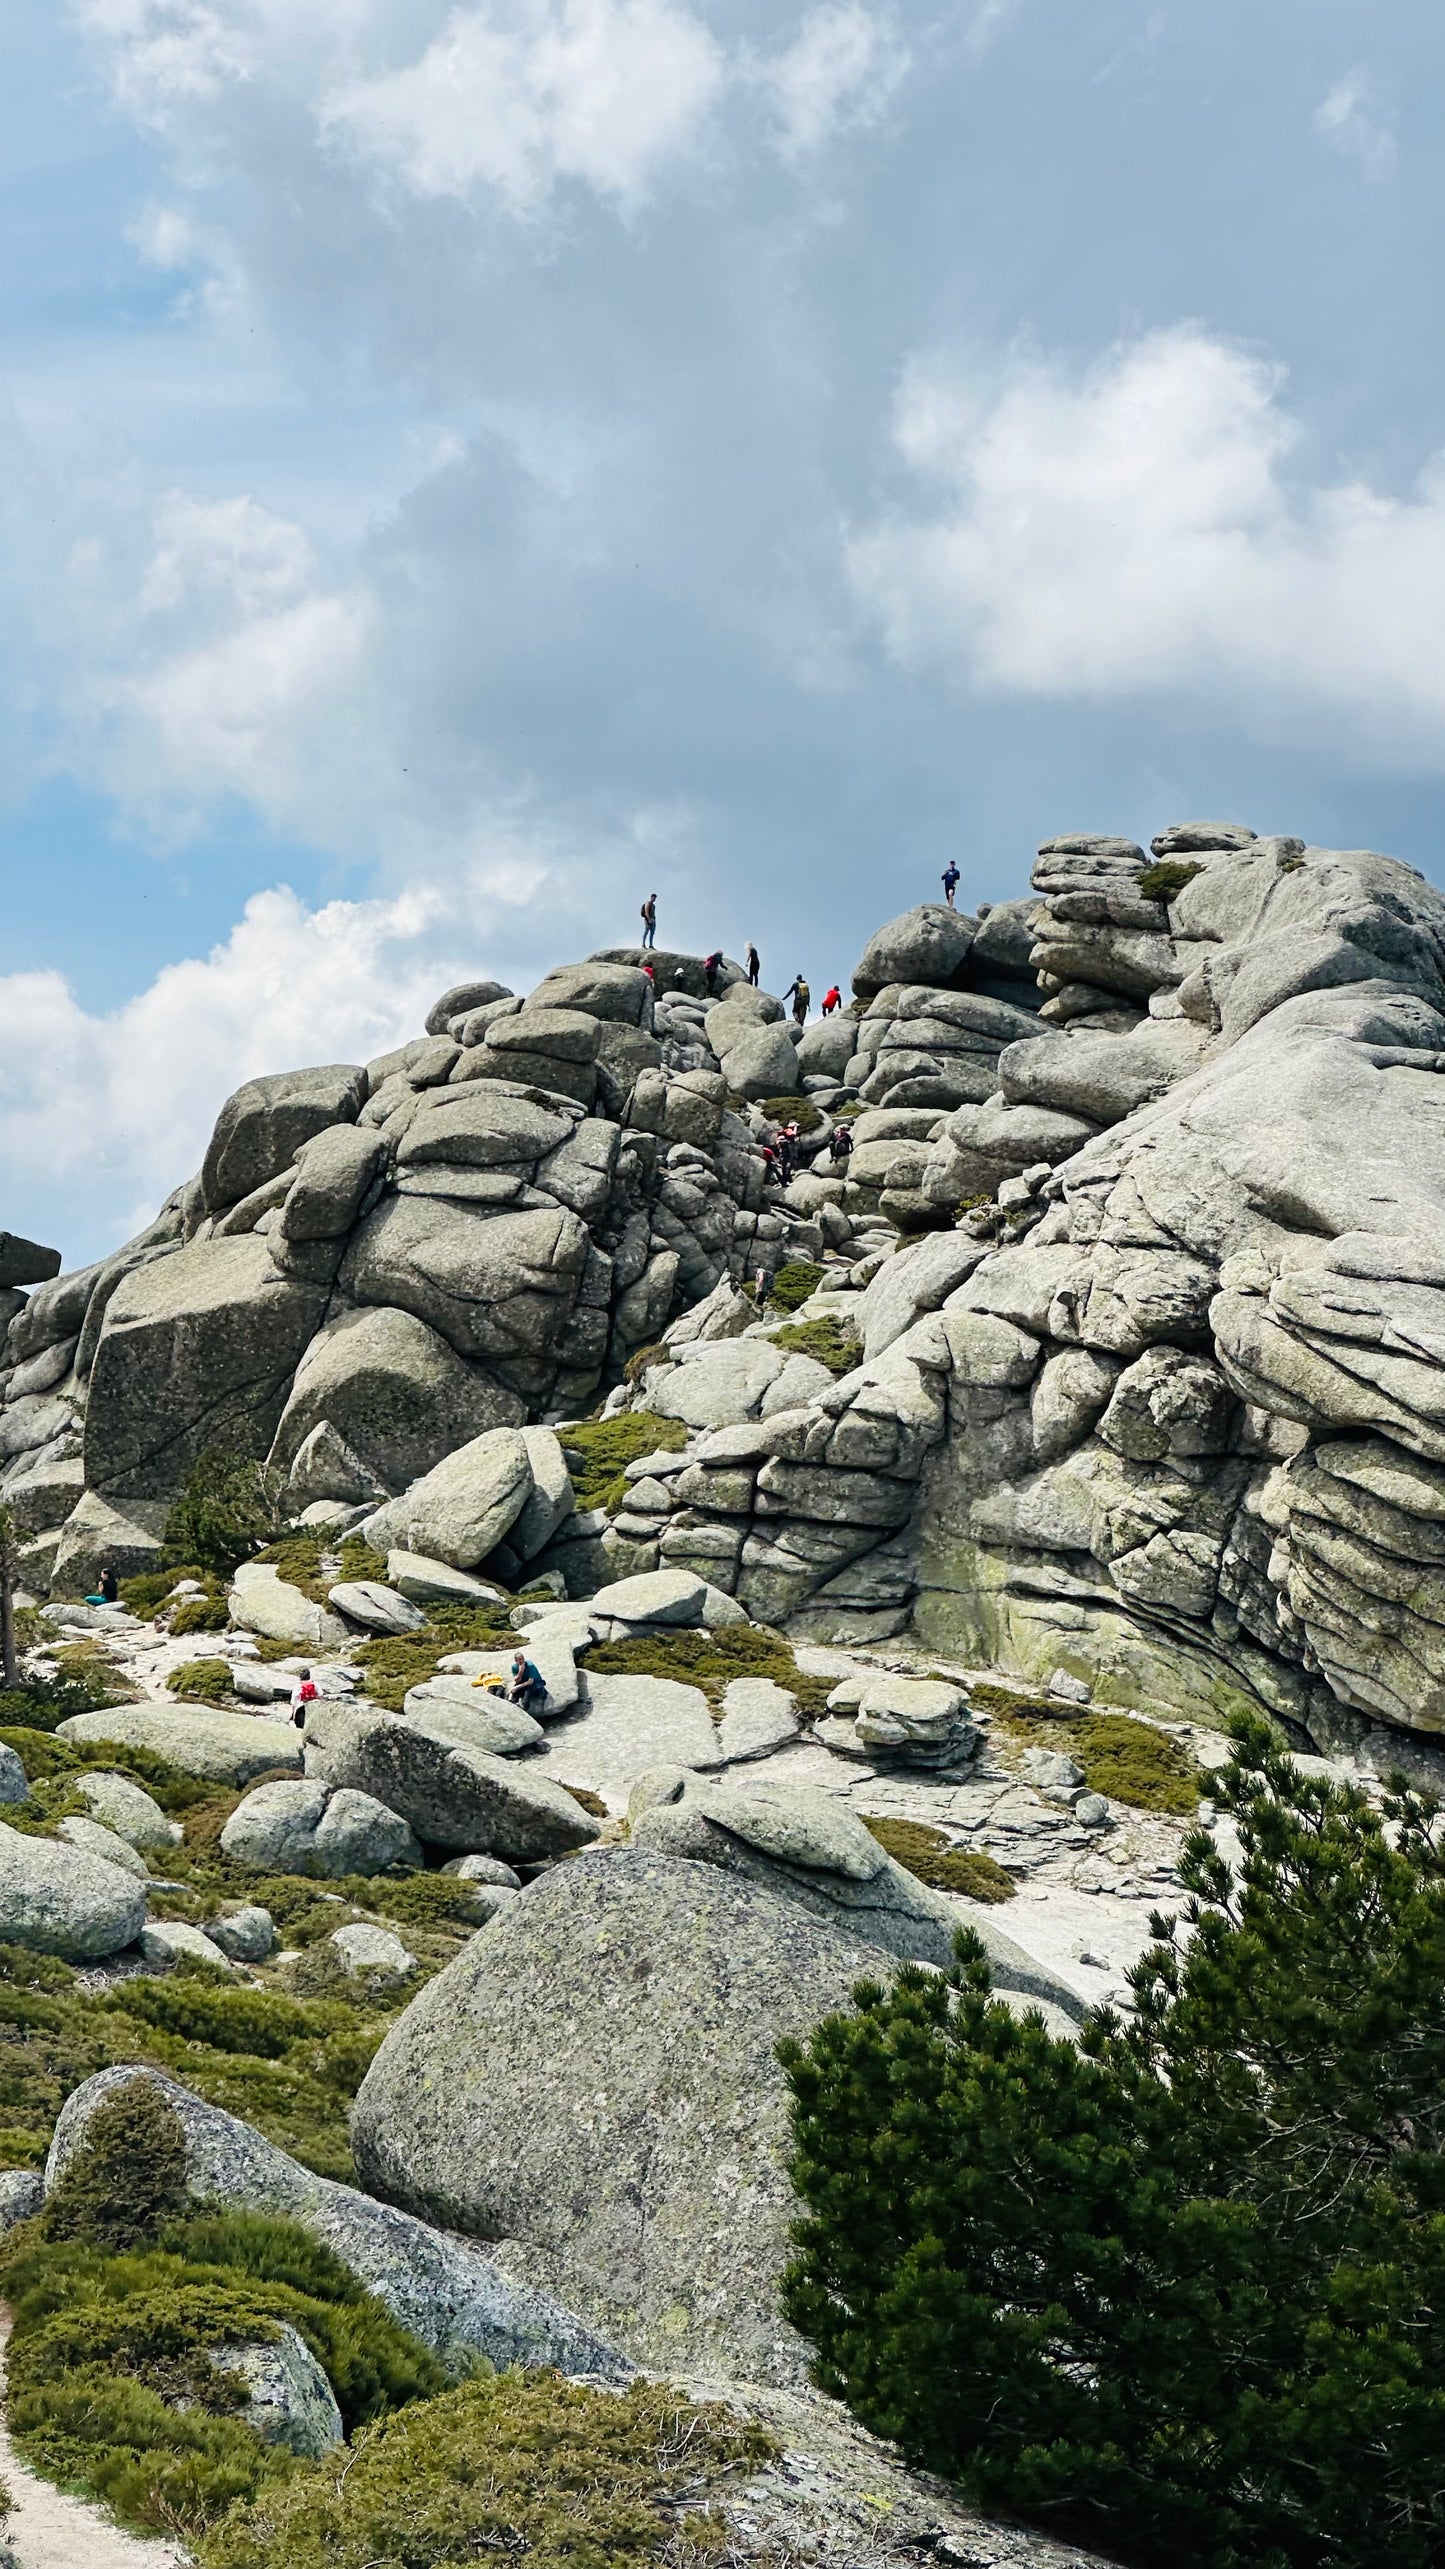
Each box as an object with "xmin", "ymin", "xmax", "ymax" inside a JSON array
[
  {"xmin": 328, "ymin": 1579, "xmax": 428, "ymax": 1636},
  {"xmin": 140, "ymin": 1920, "xmax": 234, "ymax": 1972},
  {"xmin": 0, "ymin": 1746, "xmax": 29, "ymax": 1806},
  {"xmin": 0, "ymin": 1825, "xmax": 147, "ymax": 1960},
  {"xmin": 212, "ymin": 2323, "xmax": 344, "ymax": 2457},
  {"xmin": 327, "ymin": 1923, "xmax": 416, "ymax": 1987},
  {"xmin": 58, "ymin": 1707, "xmax": 302, "ymax": 1785},
  {"xmin": 440, "ymin": 1853, "xmax": 522, "ymax": 1887},
  {"xmin": 387, "ymin": 1551, "xmax": 506, "ymax": 1607},
  {"xmin": 229, "ymin": 1562, "xmax": 349, "ymax": 1651},
  {"xmin": 207, "ymin": 1904, "xmax": 276, "ymax": 1962},
  {"xmin": 361, "ymin": 1428, "xmax": 534, "ymax": 1570},
  {"xmin": 587, "ymin": 1567, "xmax": 707, "ymax": 1627}
]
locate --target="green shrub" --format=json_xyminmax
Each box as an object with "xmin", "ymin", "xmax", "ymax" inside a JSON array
[
  {"xmin": 581, "ymin": 1622, "xmax": 834, "ymax": 1718},
  {"xmin": 561, "ymin": 1412, "xmax": 690, "ymax": 1515},
  {"xmin": 622, "ymin": 1341, "xmax": 671, "ymax": 1386},
  {"xmin": 1136, "ymin": 858, "xmax": 1205, "ymax": 902},
  {"xmin": 862, "ymin": 1816, "xmax": 1015, "ymax": 1904},
  {"xmin": 968, "ymin": 1686, "xmax": 1200, "ymax": 1815},
  {"xmin": 767, "ymin": 1259, "xmax": 825, "ymax": 1313},
  {"xmin": 168, "ymin": 1659, "xmax": 236, "ymax": 1705},
  {"xmin": 42, "ymin": 2076, "xmax": 190, "ymax": 2251},
  {"xmin": 1277, "ymin": 849, "xmax": 1306, "ymax": 873},
  {"xmin": 0, "ymin": 1653, "xmax": 137, "ymax": 1731},
  {"xmin": 783, "ymin": 1721, "xmax": 1445, "ymax": 2569},
  {"xmin": 760, "ymin": 1095, "xmax": 823, "ymax": 1132},
  {"xmin": 250, "ymin": 1535, "xmax": 388, "ymax": 1610},
  {"xmin": 355, "ymin": 1602, "xmax": 516, "ymax": 1711},
  {"xmin": 163, "ymin": 1449, "xmax": 290, "ymax": 1581},
  {"xmin": 120, "ymin": 1564, "xmax": 214, "ymax": 1618},
  {"xmin": 169, "ymin": 1594, "xmax": 231, "ymax": 1637},
  {"xmin": 767, "ymin": 1315, "xmax": 860, "ymax": 1377},
  {"xmin": 196, "ymin": 2369, "xmax": 776, "ymax": 2569}
]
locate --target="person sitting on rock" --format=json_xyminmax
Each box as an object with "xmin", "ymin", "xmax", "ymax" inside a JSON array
[
  {"xmin": 290, "ymin": 1667, "xmax": 318, "ymax": 1727},
  {"xmin": 85, "ymin": 1565, "xmax": 119, "ymax": 1606},
  {"xmin": 508, "ymin": 1651, "xmax": 546, "ymax": 1714}
]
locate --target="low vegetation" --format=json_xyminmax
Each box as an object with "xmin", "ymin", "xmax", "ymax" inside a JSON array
[
  {"xmin": 759, "ymin": 1095, "xmax": 823, "ymax": 1132},
  {"xmin": 862, "ymin": 1816, "xmax": 1015, "ymax": 1904},
  {"xmin": 0, "ymin": 1653, "xmax": 136, "ymax": 1732},
  {"xmin": 161, "ymin": 1449, "xmax": 291, "ymax": 1581},
  {"xmin": 1136, "ymin": 858, "xmax": 1204, "ymax": 903},
  {"xmin": 970, "ymin": 1683, "xmax": 1200, "ymax": 1815},
  {"xmin": 2, "ymin": 2078, "xmax": 445, "ymax": 2542},
  {"xmin": 765, "ymin": 1259, "xmax": 826, "ymax": 1313},
  {"xmin": 250, "ymin": 1534, "xmax": 389, "ymax": 1609},
  {"xmin": 581, "ymin": 1622, "xmax": 835, "ymax": 1719},
  {"xmin": 354, "ymin": 1601, "xmax": 519, "ymax": 1709},
  {"xmin": 561, "ymin": 1412, "xmax": 689, "ymax": 1515},
  {"xmin": 783, "ymin": 1722, "xmax": 1445, "ymax": 2569},
  {"xmin": 766, "ymin": 1314, "xmax": 860, "ymax": 1377},
  {"xmin": 198, "ymin": 2371, "xmax": 777, "ymax": 2569},
  {"xmin": 168, "ymin": 1658, "xmax": 238, "ymax": 1705}
]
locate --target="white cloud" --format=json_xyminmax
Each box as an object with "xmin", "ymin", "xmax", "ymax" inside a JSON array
[
  {"xmin": 849, "ymin": 323, "xmax": 1445, "ymax": 762},
  {"xmin": 323, "ymin": 0, "xmax": 726, "ymax": 215},
  {"xmin": 1314, "ymin": 66, "xmax": 1396, "ymax": 181},
  {"xmin": 759, "ymin": 4, "xmax": 909, "ymax": 159}
]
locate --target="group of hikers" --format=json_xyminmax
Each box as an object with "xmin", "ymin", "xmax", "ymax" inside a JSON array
[
  {"xmin": 287, "ymin": 1650, "xmax": 546, "ymax": 1731},
  {"xmin": 638, "ymin": 901, "xmax": 842, "ymax": 1025},
  {"xmin": 759, "ymin": 1112, "xmax": 853, "ymax": 1190}
]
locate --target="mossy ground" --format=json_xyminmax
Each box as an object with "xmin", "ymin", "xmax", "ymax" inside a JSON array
[
  {"xmin": 561, "ymin": 1413, "xmax": 689, "ymax": 1515},
  {"xmin": 759, "ymin": 1096, "xmax": 822, "ymax": 1132},
  {"xmin": 1136, "ymin": 858, "xmax": 1205, "ymax": 902},
  {"xmin": 250, "ymin": 1535, "xmax": 389, "ymax": 1610},
  {"xmin": 861, "ymin": 1815, "xmax": 1016, "ymax": 1904},
  {"xmin": 580, "ymin": 1624, "xmax": 835, "ymax": 1719},
  {"xmin": 764, "ymin": 1259, "xmax": 825, "ymax": 1313},
  {"xmin": 197, "ymin": 2370, "xmax": 778, "ymax": 2569},
  {"xmin": 1, "ymin": 2079, "xmax": 446, "ymax": 2542},
  {"xmin": 168, "ymin": 1658, "xmax": 238, "ymax": 1704},
  {"xmin": 353, "ymin": 1600, "xmax": 521, "ymax": 1708},
  {"xmin": 969, "ymin": 1682, "xmax": 1201, "ymax": 1815},
  {"xmin": 766, "ymin": 1315, "xmax": 860, "ymax": 1377}
]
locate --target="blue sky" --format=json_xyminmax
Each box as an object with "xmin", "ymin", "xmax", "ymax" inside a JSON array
[{"xmin": 1, "ymin": 0, "xmax": 1442, "ymax": 1265}]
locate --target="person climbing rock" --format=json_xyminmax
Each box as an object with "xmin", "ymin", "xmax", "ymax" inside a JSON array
[
  {"xmin": 745, "ymin": 940, "xmax": 760, "ymax": 986},
  {"xmin": 829, "ymin": 1120, "xmax": 854, "ymax": 1167},
  {"xmin": 640, "ymin": 893, "xmax": 657, "ymax": 949},
  {"xmin": 784, "ymin": 973, "xmax": 810, "ymax": 1025},
  {"xmin": 703, "ymin": 950, "xmax": 723, "ymax": 996},
  {"xmin": 821, "ymin": 984, "xmax": 841, "ymax": 1015},
  {"xmin": 941, "ymin": 860, "xmax": 961, "ymax": 909}
]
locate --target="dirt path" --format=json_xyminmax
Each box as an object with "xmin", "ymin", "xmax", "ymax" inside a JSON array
[{"xmin": 0, "ymin": 2315, "xmax": 189, "ymax": 2569}]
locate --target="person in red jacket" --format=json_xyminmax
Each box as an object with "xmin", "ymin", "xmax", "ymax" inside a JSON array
[{"xmin": 821, "ymin": 984, "xmax": 841, "ymax": 1015}]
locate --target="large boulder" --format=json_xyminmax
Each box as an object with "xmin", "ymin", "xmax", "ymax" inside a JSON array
[
  {"xmin": 47, "ymin": 2067, "xmax": 630, "ymax": 2380},
  {"xmin": 720, "ymin": 1022, "xmax": 801, "ymax": 1100},
  {"xmin": 220, "ymin": 1779, "xmax": 422, "ymax": 1877},
  {"xmin": 351, "ymin": 1850, "xmax": 886, "ymax": 2382},
  {"xmin": 302, "ymin": 1702, "xmax": 600, "ymax": 1859},
  {"xmin": 0, "ymin": 1823, "xmax": 147, "ymax": 1959},
  {"xmin": 229, "ymin": 1561, "xmax": 350, "ymax": 1650},
  {"xmin": 359, "ymin": 1427, "xmax": 534, "ymax": 1570},
  {"xmin": 852, "ymin": 905, "xmax": 976, "ymax": 1001},
  {"xmin": 426, "ymin": 978, "xmax": 513, "ymax": 1034},
  {"xmin": 72, "ymin": 1771, "xmax": 182, "ymax": 1852},
  {"xmin": 84, "ymin": 1234, "xmax": 327, "ymax": 1499},
  {"xmin": 338, "ymin": 1198, "xmax": 591, "ymax": 1400},
  {"xmin": 270, "ymin": 1306, "xmax": 524, "ymax": 1495},
  {"xmin": 527, "ymin": 962, "xmax": 655, "ymax": 1025},
  {"xmin": 530, "ymin": 1672, "xmax": 724, "ymax": 1802},
  {"xmin": 0, "ymin": 1231, "xmax": 61, "ymax": 1288},
  {"xmin": 50, "ymin": 1490, "xmax": 167, "ymax": 1591},
  {"xmin": 57, "ymin": 1706, "xmax": 302, "ymax": 1784},
  {"xmin": 201, "ymin": 1064, "xmax": 364, "ymax": 1213}
]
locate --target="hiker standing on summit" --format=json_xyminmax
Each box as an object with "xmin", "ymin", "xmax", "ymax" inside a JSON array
[
  {"xmin": 640, "ymin": 893, "xmax": 657, "ymax": 949},
  {"xmin": 941, "ymin": 861, "xmax": 961, "ymax": 909},
  {"xmin": 783, "ymin": 972, "xmax": 810, "ymax": 1026}
]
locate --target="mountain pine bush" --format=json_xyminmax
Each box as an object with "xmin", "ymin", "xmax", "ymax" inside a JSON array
[{"xmin": 780, "ymin": 1719, "xmax": 1445, "ymax": 2569}]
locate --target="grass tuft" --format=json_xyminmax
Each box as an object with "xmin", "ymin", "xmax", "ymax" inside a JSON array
[
  {"xmin": 767, "ymin": 1315, "xmax": 860, "ymax": 1377},
  {"xmin": 562, "ymin": 1413, "xmax": 690, "ymax": 1515},
  {"xmin": 861, "ymin": 1815, "xmax": 1016, "ymax": 1904},
  {"xmin": 168, "ymin": 1660, "xmax": 237, "ymax": 1705},
  {"xmin": 1136, "ymin": 858, "xmax": 1205, "ymax": 902},
  {"xmin": 970, "ymin": 1684, "xmax": 1200, "ymax": 1815}
]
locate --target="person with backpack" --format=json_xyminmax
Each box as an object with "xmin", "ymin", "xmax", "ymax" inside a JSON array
[
  {"xmin": 821, "ymin": 984, "xmax": 841, "ymax": 1015},
  {"xmin": 640, "ymin": 893, "xmax": 657, "ymax": 949},
  {"xmin": 829, "ymin": 1121, "xmax": 854, "ymax": 1169},
  {"xmin": 783, "ymin": 973, "xmax": 810, "ymax": 1026},
  {"xmin": 703, "ymin": 950, "xmax": 723, "ymax": 996},
  {"xmin": 745, "ymin": 941, "xmax": 761, "ymax": 986},
  {"xmin": 941, "ymin": 861, "xmax": 961, "ymax": 909},
  {"xmin": 290, "ymin": 1667, "xmax": 319, "ymax": 1727}
]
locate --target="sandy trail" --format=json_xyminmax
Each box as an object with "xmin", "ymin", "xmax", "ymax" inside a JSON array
[{"xmin": 0, "ymin": 2314, "xmax": 189, "ymax": 2569}]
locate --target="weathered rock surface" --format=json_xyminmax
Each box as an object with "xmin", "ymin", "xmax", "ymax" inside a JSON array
[
  {"xmin": 359, "ymin": 1428, "xmax": 534, "ymax": 1569},
  {"xmin": 48, "ymin": 2067, "xmax": 632, "ymax": 2379},
  {"xmin": 57, "ymin": 1706, "xmax": 302, "ymax": 1783},
  {"xmin": 211, "ymin": 2323, "xmax": 344, "ymax": 2457},
  {"xmin": 71, "ymin": 1771, "xmax": 180, "ymax": 1851},
  {"xmin": 351, "ymin": 1849, "xmax": 885, "ymax": 2382},
  {"xmin": 220, "ymin": 1778, "xmax": 422, "ymax": 1876},
  {"xmin": 302, "ymin": 1701, "xmax": 600, "ymax": 1858},
  {"xmin": 0, "ymin": 1824, "xmax": 147, "ymax": 1958}
]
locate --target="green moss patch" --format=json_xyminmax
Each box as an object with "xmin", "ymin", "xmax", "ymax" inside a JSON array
[
  {"xmin": 766, "ymin": 1258, "xmax": 825, "ymax": 1312},
  {"xmin": 561, "ymin": 1412, "xmax": 689, "ymax": 1515},
  {"xmin": 355, "ymin": 1600, "xmax": 518, "ymax": 1710},
  {"xmin": 168, "ymin": 1659, "xmax": 237, "ymax": 1705},
  {"xmin": 767, "ymin": 1314, "xmax": 860, "ymax": 1377},
  {"xmin": 197, "ymin": 2369, "xmax": 776, "ymax": 2569},
  {"xmin": 250, "ymin": 1535, "xmax": 389, "ymax": 1611},
  {"xmin": 861, "ymin": 1815, "xmax": 1016, "ymax": 1904},
  {"xmin": 581, "ymin": 1623, "xmax": 834, "ymax": 1719},
  {"xmin": 1136, "ymin": 858, "xmax": 1205, "ymax": 902},
  {"xmin": 970, "ymin": 1684, "xmax": 1200, "ymax": 1815},
  {"xmin": 760, "ymin": 1095, "xmax": 822, "ymax": 1132}
]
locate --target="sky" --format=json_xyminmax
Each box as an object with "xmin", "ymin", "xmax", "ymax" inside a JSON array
[{"xmin": 1, "ymin": 0, "xmax": 1442, "ymax": 1267}]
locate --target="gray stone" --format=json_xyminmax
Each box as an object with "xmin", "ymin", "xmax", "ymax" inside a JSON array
[
  {"xmin": 207, "ymin": 1904, "xmax": 276, "ymax": 1961},
  {"xmin": 721, "ymin": 1022, "xmax": 802, "ymax": 1100},
  {"xmin": 201, "ymin": 1064, "xmax": 363, "ymax": 1213},
  {"xmin": 587, "ymin": 1567, "xmax": 708, "ymax": 1625},
  {"xmin": 339, "ymin": 1197, "xmax": 591, "ymax": 1393},
  {"xmin": 1019, "ymin": 1747, "xmax": 1085, "ymax": 1794},
  {"xmin": 212, "ymin": 2322, "xmax": 344, "ymax": 2457},
  {"xmin": 387, "ymin": 1551, "xmax": 505, "ymax": 1607},
  {"xmin": 350, "ymin": 1849, "xmax": 886, "ymax": 2382},
  {"xmin": 56, "ymin": 1815, "xmax": 150, "ymax": 1878},
  {"xmin": 284, "ymin": 1422, "xmax": 390, "ymax": 1510},
  {"xmin": 72, "ymin": 1769, "xmax": 182, "ymax": 1852},
  {"xmin": 491, "ymin": 1006, "xmax": 600, "ymax": 1065},
  {"xmin": 0, "ymin": 1452, "xmax": 85, "ymax": 1537},
  {"xmin": 57, "ymin": 1706, "xmax": 302, "ymax": 1784},
  {"xmin": 528, "ymin": 961, "xmax": 654, "ymax": 1025},
  {"xmin": 0, "ymin": 1745, "xmax": 29, "ymax": 1806},
  {"xmin": 327, "ymin": 1922, "xmax": 416, "ymax": 1986},
  {"xmin": 50, "ymin": 1491, "xmax": 168, "ymax": 1593},
  {"xmin": 861, "ymin": 1232, "xmax": 987, "ymax": 1359},
  {"xmin": 328, "ymin": 1579, "xmax": 428, "ymax": 1636},
  {"xmin": 441, "ymin": 1853, "xmax": 522, "ymax": 1887},
  {"xmin": 0, "ymin": 1824, "xmax": 147, "ymax": 1959},
  {"xmin": 140, "ymin": 1918, "xmax": 235, "ymax": 1971},
  {"xmin": 427, "ymin": 978, "xmax": 513, "ymax": 1034},
  {"xmin": 360, "ymin": 1428, "xmax": 534, "ymax": 1570},
  {"xmin": 511, "ymin": 1426, "xmax": 575, "ymax": 1562},
  {"xmin": 47, "ymin": 2067, "xmax": 631, "ymax": 2380},
  {"xmin": 270, "ymin": 1305, "xmax": 523, "ymax": 1493},
  {"xmin": 302, "ymin": 1702, "xmax": 600, "ymax": 1860},
  {"xmin": 226, "ymin": 1561, "xmax": 347, "ymax": 1651},
  {"xmin": 717, "ymin": 1678, "xmax": 801, "ymax": 1763},
  {"xmin": 84, "ymin": 1233, "xmax": 326, "ymax": 1500},
  {"xmin": 278, "ymin": 1124, "xmax": 385, "ymax": 1242},
  {"xmin": 400, "ymin": 1687, "xmax": 545, "ymax": 1758},
  {"xmin": 0, "ymin": 2169, "xmax": 43, "ymax": 2232},
  {"xmin": 220, "ymin": 1779, "xmax": 423, "ymax": 1877},
  {"xmin": 0, "ymin": 1231, "xmax": 61, "ymax": 1288},
  {"xmin": 532, "ymin": 1672, "xmax": 723, "ymax": 1802},
  {"xmin": 853, "ymin": 905, "xmax": 975, "ymax": 1002},
  {"xmin": 642, "ymin": 1336, "xmax": 787, "ymax": 1428}
]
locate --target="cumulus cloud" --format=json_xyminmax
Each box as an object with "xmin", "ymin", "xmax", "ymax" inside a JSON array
[
  {"xmin": 321, "ymin": 0, "xmax": 725, "ymax": 215},
  {"xmin": 1314, "ymin": 67, "xmax": 1396, "ymax": 181},
  {"xmin": 849, "ymin": 324, "xmax": 1445, "ymax": 762},
  {"xmin": 758, "ymin": 4, "xmax": 910, "ymax": 159}
]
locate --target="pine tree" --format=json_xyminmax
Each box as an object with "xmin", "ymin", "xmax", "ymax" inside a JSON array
[{"xmin": 780, "ymin": 1719, "xmax": 1445, "ymax": 2569}]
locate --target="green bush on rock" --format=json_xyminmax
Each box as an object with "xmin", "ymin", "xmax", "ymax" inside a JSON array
[
  {"xmin": 861, "ymin": 1816, "xmax": 1015, "ymax": 1904},
  {"xmin": 766, "ymin": 1315, "xmax": 860, "ymax": 1377},
  {"xmin": 766, "ymin": 1259, "xmax": 825, "ymax": 1313},
  {"xmin": 561, "ymin": 1413, "xmax": 689, "ymax": 1514},
  {"xmin": 782, "ymin": 1721, "xmax": 1445, "ymax": 2569},
  {"xmin": 196, "ymin": 2370, "xmax": 776, "ymax": 2569},
  {"xmin": 168, "ymin": 1659, "xmax": 237, "ymax": 1705},
  {"xmin": 581, "ymin": 1623, "xmax": 835, "ymax": 1717}
]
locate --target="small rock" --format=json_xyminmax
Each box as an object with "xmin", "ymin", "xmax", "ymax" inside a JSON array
[
  {"xmin": 587, "ymin": 1568, "xmax": 708, "ymax": 1627},
  {"xmin": 56, "ymin": 1815, "xmax": 150, "ymax": 1880},
  {"xmin": 0, "ymin": 2169, "xmax": 43, "ymax": 2233},
  {"xmin": 141, "ymin": 1920, "xmax": 234, "ymax": 1972},
  {"xmin": 327, "ymin": 1922, "xmax": 416, "ymax": 1986},
  {"xmin": 1075, "ymin": 1792, "xmax": 1111, "ymax": 1829},
  {"xmin": 1019, "ymin": 1747, "xmax": 1086, "ymax": 1796},
  {"xmin": 208, "ymin": 1904, "xmax": 277, "ymax": 1961},
  {"xmin": 717, "ymin": 1678, "xmax": 801, "ymax": 1764},
  {"xmin": 328, "ymin": 1579, "xmax": 428, "ymax": 1637},
  {"xmin": 441, "ymin": 1854, "xmax": 523, "ymax": 1887},
  {"xmin": 387, "ymin": 1551, "xmax": 507, "ymax": 1607},
  {"xmin": 0, "ymin": 1826, "xmax": 148, "ymax": 1961},
  {"xmin": 1047, "ymin": 1668, "xmax": 1092, "ymax": 1704},
  {"xmin": 211, "ymin": 2322, "xmax": 344, "ymax": 2457},
  {"xmin": 0, "ymin": 1746, "xmax": 28, "ymax": 1807}
]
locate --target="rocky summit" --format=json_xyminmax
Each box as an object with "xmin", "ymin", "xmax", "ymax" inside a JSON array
[{"xmin": 3, "ymin": 819, "xmax": 1444, "ymax": 2567}]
